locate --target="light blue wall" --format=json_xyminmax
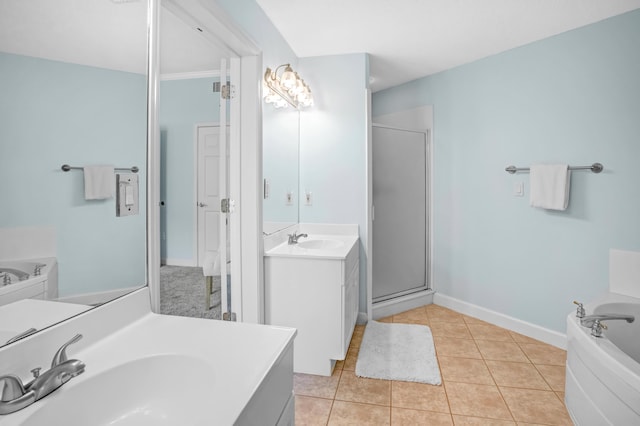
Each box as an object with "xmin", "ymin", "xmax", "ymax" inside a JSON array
[
  {"xmin": 217, "ymin": 1, "xmax": 372, "ymax": 308},
  {"xmin": 0, "ymin": 52, "xmax": 147, "ymax": 296},
  {"xmin": 299, "ymin": 53, "xmax": 370, "ymax": 309},
  {"xmin": 159, "ymin": 77, "xmax": 220, "ymax": 262},
  {"xmin": 373, "ymin": 10, "xmax": 640, "ymax": 333},
  {"xmin": 262, "ymin": 109, "xmax": 300, "ymax": 225},
  {"xmin": 215, "ymin": 0, "xmax": 297, "ymax": 66},
  {"xmin": 216, "ymin": 0, "xmax": 300, "ymax": 228}
]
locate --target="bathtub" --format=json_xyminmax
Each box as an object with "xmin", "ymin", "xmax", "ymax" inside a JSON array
[
  {"xmin": 0, "ymin": 258, "xmax": 58, "ymax": 306},
  {"xmin": 565, "ymin": 292, "xmax": 640, "ymax": 425}
]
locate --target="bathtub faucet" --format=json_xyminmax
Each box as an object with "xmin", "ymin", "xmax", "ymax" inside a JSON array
[
  {"xmin": 580, "ymin": 314, "xmax": 635, "ymax": 329},
  {"xmin": 33, "ymin": 263, "xmax": 46, "ymax": 276},
  {"xmin": 0, "ymin": 268, "xmax": 29, "ymax": 282}
]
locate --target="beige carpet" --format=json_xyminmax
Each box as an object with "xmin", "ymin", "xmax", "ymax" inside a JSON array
[{"xmin": 159, "ymin": 265, "xmax": 221, "ymax": 320}]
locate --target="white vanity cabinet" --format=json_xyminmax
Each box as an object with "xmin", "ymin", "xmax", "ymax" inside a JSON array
[{"xmin": 265, "ymin": 234, "xmax": 359, "ymax": 376}]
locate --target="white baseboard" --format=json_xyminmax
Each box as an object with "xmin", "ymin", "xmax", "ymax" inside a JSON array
[
  {"xmin": 372, "ymin": 290, "xmax": 435, "ymax": 320},
  {"xmin": 57, "ymin": 286, "xmax": 140, "ymax": 306},
  {"xmin": 433, "ymin": 293, "xmax": 567, "ymax": 349},
  {"xmin": 162, "ymin": 258, "xmax": 197, "ymax": 267},
  {"xmin": 357, "ymin": 312, "xmax": 368, "ymax": 324}
]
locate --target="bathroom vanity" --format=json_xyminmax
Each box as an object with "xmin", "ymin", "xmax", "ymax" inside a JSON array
[
  {"xmin": 265, "ymin": 228, "xmax": 359, "ymax": 376},
  {"xmin": 0, "ymin": 289, "xmax": 297, "ymax": 425}
]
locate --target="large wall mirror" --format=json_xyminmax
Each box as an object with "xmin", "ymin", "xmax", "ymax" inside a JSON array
[
  {"xmin": 0, "ymin": 0, "xmax": 149, "ymax": 347},
  {"xmin": 262, "ymin": 106, "xmax": 299, "ymax": 235}
]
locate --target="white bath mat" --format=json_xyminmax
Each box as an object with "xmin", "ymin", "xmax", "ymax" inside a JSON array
[{"xmin": 355, "ymin": 320, "xmax": 441, "ymax": 385}]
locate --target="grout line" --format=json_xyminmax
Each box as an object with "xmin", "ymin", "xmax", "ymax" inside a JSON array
[{"xmin": 299, "ymin": 304, "xmax": 570, "ymax": 424}]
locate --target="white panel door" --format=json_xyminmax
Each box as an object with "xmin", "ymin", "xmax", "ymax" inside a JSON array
[
  {"xmin": 372, "ymin": 125, "xmax": 428, "ymax": 302},
  {"xmin": 197, "ymin": 126, "xmax": 221, "ymax": 267}
]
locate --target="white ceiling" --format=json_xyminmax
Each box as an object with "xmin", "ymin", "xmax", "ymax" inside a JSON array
[
  {"xmin": 0, "ymin": 0, "xmax": 149, "ymax": 74},
  {"xmin": 3, "ymin": 1, "xmax": 639, "ymax": 87},
  {"xmin": 255, "ymin": 0, "xmax": 640, "ymax": 92},
  {"xmin": 0, "ymin": 0, "xmax": 226, "ymax": 76}
]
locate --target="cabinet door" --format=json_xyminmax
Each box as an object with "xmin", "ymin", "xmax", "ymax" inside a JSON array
[{"xmin": 341, "ymin": 261, "xmax": 359, "ymax": 358}]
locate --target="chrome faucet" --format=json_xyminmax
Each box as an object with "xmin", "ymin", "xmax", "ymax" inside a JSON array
[
  {"xmin": 580, "ymin": 314, "xmax": 635, "ymax": 328},
  {"xmin": 33, "ymin": 263, "xmax": 45, "ymax": 276},
  {"xmin": 5, "ymin": 328, "xmax": 38, "ymax": 345},
  {"xmin": 0, "ymin": 375, "xmax": 34, "ymax": 415},
  {"xmin": 0, "ymin": 268, "xmax": 29, "ymax": 282},
  {"xmin": 288, "ymin": 232, "xmax": 308, "ymax": 245},
  {"xmin": 0, "ymin": 334, "xmax": 85, "ymax": 415}
]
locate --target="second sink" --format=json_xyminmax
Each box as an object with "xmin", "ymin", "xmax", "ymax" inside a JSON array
[{"xmin": 297, "ymin": 239, "xmax": 344, "ymax": 250}]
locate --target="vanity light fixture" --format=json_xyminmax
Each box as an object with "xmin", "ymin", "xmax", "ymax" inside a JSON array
[{"xmin": 263, "ymin": 64, "xmax": 313, "ymax": 109}]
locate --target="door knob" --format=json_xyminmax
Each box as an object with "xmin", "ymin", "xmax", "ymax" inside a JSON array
[{"xmin": 198, "ymin": 202, "xmax": 208, "ymax": 207}]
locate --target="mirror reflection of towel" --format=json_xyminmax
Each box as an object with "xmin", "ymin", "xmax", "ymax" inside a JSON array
[
  {"xmin": 202, "ymin": 251, "xmax": 220, "ymax": 276},
  {"xmin": 529, "ymin": 164, "xmax": 570, "ymax": 210},
  {"xmin": 83, "ymin": 165, "xmax": 115, "ymax": 200}
]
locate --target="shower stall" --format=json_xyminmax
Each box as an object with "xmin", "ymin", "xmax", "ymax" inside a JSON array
[{"xmin": 371, "ymin": 124, "xmax": 430, "ymax": 304}]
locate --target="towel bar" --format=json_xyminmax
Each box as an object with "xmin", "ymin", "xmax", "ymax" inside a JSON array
[
  {"xmin": 61, "ymin": 164, "xmax": 139, "ymax": 173},
  {"xmin": 505, "ymin": 163, "xmax": 603, "ymax": 174}
]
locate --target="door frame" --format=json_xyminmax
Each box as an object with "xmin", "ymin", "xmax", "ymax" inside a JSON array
[
  {"xmin": 366, "ymin": 119, "xmax": 433, "ymax": 320},
  {"xmin": 148, "ymin": 0, "xmax": 264, "ymax": 323},
  {"xmin": 371, "ymin": 124, "xmax": 429, "ymax": 303}
]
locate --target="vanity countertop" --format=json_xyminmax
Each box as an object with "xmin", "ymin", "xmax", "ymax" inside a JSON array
[
  {"xmin": 0, "ymin": 299, "xmax": 90, "ymax": 345},
  {"xmin": 0, "ymin": 289, "xmax": 297, "ymax": 425},
  {"xmin": 265, "ymin": 234, "xmax": 359, "ymax": 260}
]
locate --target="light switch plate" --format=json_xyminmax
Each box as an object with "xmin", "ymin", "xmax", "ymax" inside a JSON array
[
  {"xmin": 514, "ymin": 181, "xmax": 524, "ymax": 197},
  {"xmin": 116, "ymin": 173, "xmax": 139, "ymax": 217}
]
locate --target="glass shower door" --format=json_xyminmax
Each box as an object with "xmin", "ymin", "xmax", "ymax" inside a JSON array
[{"xmin": 372, "ymin": 125, "xmax": 429, "ymax": 302}]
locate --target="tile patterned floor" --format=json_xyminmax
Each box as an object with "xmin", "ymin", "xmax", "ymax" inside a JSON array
[{"xmin": 294, "ymin": 304, "xmax": 572, "ymax": 425}]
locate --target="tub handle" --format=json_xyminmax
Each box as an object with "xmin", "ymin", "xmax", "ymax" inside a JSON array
[
  {"xmin": 573, "ymin": 301, "xmax": 585, "ymax": 318},
  {"xmin": 591, "ymin": 320, "xmax": 607, "ymax": 338}
]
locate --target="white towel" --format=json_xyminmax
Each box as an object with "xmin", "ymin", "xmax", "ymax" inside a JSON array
[
  {"xmin": 202, "ymin": 252, "xmax": 220, "ymax": 276},
  {"xmin": 83, "ymin": 165, "xmax": 115, "ymax": 200},
  {"xmin": 529, "ymin": 164, "xmax": 571, "ymax": 210}
]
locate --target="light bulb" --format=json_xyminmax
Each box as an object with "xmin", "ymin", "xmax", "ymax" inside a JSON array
[
  {"xmin": 291, "ymin": 78, "xmax": 305, "ymax": 95},
  {"xmin": 280, "ymin": 65, "xmax": 297, "ymax": 90},
  {"xmin": 302, "ymin": 91, "xmax": 314, "ymax": 107},
  {"xmin": 264, "ymin": 90, "xmax": 278, "ymax": 103}
]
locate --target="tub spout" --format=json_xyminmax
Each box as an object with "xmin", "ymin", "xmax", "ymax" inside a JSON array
[{"xmin": 580, "ymin": 314, "xmax": 635, "ymax": 328}]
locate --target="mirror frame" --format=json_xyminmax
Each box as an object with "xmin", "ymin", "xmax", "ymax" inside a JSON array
[{"xmin": 0, "ymin": 0, "xmax": 154, "ymax": 348}]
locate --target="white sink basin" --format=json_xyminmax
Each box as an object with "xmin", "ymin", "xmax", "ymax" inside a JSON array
[
  {"xmin": 21, "ymin": 354, "xmax": 214, "ymax": 426},
  {"xmin": 297, "ymin": 239, "xmax": 344, "ymax": 250}
]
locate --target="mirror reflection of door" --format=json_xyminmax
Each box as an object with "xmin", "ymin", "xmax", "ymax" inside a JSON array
[
  {"xmin": 196, "ymin": 125, "xmax": 221, "ymax": 268},
  {"xmin": 157, "ymin": 5, "xmax": 234, "ymax": 320}
]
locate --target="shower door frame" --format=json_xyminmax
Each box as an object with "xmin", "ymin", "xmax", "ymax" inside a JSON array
[{"xmin": 367, "ymin": 118, "xmax": 433, "ymax": 319}]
